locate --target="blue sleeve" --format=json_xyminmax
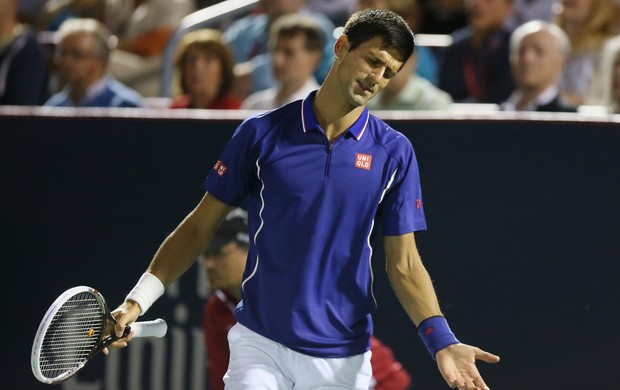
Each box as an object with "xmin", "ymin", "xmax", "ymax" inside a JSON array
[
  {"xmin": 203, "ymin": 120, "xmax": 257, "ymax": 206},
  {"xmin": 380, "ymin": 140, "xmax": 427, "ymax": 235}
]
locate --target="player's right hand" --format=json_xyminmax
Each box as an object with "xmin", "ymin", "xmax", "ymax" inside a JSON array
[{"xmin": 102, "ymin": 300, "xmax": 141, "ymax": 355}]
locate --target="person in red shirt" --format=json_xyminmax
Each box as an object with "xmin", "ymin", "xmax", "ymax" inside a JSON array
[
  {"xmin": 171, "ymin": 29, "xmax": 241, "ymax": 110},
  {"xmin": 201, "ymin": 208, "xmax": 412, "ymax": 390}
]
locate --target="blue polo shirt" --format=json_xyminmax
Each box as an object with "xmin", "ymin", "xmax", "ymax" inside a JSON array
[{"xmin": 204, "ymin": 91, "xmax": 426, "ymax": 358}]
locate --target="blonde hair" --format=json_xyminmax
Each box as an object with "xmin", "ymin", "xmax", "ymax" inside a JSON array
[
  {"xmin": 595, "ymin": 35, "xmax": 620, "ymax": 112},
  {"xmin": 557, "ymin": 0, "xmax": 616, "ymax": 54},
  {"xmin": 172, "ymin": 29, "xmax": 235, "ymax": 99}
]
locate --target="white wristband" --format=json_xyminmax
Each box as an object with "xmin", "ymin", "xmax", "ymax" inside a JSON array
[{"xmin": 125, "ymin": 272, "xmax": 165, "ymax": 316}]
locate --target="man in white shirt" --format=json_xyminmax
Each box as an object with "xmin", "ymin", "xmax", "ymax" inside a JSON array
[{"xmin": 242, "ymin": 14, "xmax": 323, "ymax": 110}]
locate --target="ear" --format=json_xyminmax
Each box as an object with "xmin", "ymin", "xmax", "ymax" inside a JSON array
[{"xmin": 334, "ymin": 35, "xmax": 350, "ymax": 61}]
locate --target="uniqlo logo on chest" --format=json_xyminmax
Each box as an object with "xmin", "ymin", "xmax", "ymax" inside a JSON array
[
  {"xmin": 355, "ymin": 153, "xmax": 372, "ymax": 170},
  {"xmin": 214, "ymin": 160, "xmax": 228, "ymax": 177}
]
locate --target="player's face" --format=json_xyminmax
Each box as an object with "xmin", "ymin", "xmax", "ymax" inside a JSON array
[
  {"xmin": 513, "ymin": 30, "xmax": 564, "ymax": 90},
  {"xmin": 612, "ymin": 51, "xmax": 620, "ymax": 104},
  {"xmin": 271, "ymin": 33, "xmax": 320, "ymax": 86},
  {"xmin": 335, "ymin": 36, "xmax": 404, "ymax": 107},
  {"xmin": 55, "ymin": 33, "xmax": 104, "ymax": 87},
  {"xmin": 182, "ymin": 45, "xmax": 222, "ymax": 100},
  {"xmin": 202, "ymin": 242, "xmax": 247, "ymax": 294}
]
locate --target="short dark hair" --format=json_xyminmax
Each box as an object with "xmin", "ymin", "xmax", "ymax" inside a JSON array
[
  {"xmin": 269, "ymin": 13, "xmax": 325, "ymax": 52},
  {"xmin": 342, "ymin": 9, "xmax": 415, "ymax": 62}
]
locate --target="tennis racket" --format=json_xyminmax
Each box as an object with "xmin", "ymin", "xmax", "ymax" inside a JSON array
[{"xmin": 31, "ymin": 286, "xmax": 167, "ymax": 384}]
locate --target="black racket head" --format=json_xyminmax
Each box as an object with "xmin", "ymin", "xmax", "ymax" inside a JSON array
[{"xmin": 31, "ymin": 286, "xmax": 108, "ymax": 384}]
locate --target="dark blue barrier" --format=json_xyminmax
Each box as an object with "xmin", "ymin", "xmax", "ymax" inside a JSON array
[{"xmin": 2, "ymin": 109, "xmax": 618, "ymax": 390}]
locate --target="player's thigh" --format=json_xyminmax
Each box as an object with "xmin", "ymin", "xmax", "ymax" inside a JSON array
[
  {"xmin": 293, "ymin": 350, "xmax": 373, "ymax": 390},
  {"xmin": 224, "ymin": 323, "xmax": 293, "ymax": 390}
]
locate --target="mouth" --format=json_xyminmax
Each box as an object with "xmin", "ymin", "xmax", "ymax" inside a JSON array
[{"xmin": 357, "ymin": 80, "xmax": 374, "ymax": 94}]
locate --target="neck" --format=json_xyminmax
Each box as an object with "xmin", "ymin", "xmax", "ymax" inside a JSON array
[
  {"xmin": 192, "ymin": 94, "xmax": 216, "ymax": 109},
  {"xmin": 68, "ymin": 74, "xmax": 104, "ymax": 104},
  {"xmin": 470, "ymin": 27, "xmax": 501, "ymax": 51},
  {"xmin": 313, "ymin": 80, "xmax": 365, "ymax": 142},
  {"xmin": 516, "ymin": 84, "xmax": 551, "ymax": 110},
  {"xmin": 68, "ymin": 84, "xmax": 88, "ymax": 104}
]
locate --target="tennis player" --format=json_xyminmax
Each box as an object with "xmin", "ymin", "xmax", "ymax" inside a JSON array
[{"xmin": 110, "ymin": 9, "xmax": 500, "ymax": 390}]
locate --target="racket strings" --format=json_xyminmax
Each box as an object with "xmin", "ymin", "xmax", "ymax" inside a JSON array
[{"xmin": 38, "ymin": 292, "xmax": 105, "ymax": 379}]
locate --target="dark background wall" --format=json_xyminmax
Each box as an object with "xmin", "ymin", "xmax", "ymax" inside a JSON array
[{"xmin": 2, "ymin": 110, "xmax": 619, "ymax": 389}]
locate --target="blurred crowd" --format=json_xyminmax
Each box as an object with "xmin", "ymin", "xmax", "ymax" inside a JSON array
[{"xmin": 1, "ymin": 0, "xmax": 619, "ymax": 113}]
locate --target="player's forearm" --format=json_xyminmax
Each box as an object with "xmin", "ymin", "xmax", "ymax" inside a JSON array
[
  {"xmin": 384, "ymin": 233, "xmax": 443, "ymax": 326},
  {"xmin": 146, "ymin": 193, "xmax": 232, "ymax": 286},
  {"xmin": 146, "ymin": 210, "xmax": 215, "ymax": 286},
  {"xmin": 387, "ymin": 256, "xmax": 443, "ymax": 326}
]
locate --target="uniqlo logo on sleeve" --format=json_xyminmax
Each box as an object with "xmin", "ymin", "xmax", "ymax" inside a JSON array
[
  {"xmin": 355, "ymin": 153, "xmax": 372, "ymax": 170},
  {"xmin": 213, "ymin": 160, "xmax": 228, "ymax": 177}
]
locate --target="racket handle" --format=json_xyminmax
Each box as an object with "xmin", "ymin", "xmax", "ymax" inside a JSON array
[{"xmin": 130, "ymin": 318, "xmax": 168, "ymax": 338}]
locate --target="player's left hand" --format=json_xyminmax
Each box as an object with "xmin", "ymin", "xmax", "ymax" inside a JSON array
[{"xmin": 436, "ymin": 343, "xmax": 500, "ymax": 390}]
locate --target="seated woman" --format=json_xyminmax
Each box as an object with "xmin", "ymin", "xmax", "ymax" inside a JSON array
[
  {"xmin": 170, "ymin": 29, "xmax": 241, "ymax": 110},
  {"xmin": 555, "ymin": 0, "xmax": 617, "ymax": 106}
]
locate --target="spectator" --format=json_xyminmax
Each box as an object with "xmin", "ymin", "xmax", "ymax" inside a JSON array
[
  {"xmin": 555, "ymin": 0, "xmax": 617, "ymax": 106},
  {"xmin": 223, "ymin": 0, "xmax": 335, "ymax": 97},
  {"xmin": 105, "ymin": 0, "xmax": 195, "ymax": 97},
  {"xmin": 200, "ymin": 208, "xmax": 412, "ymax": 390},
  {"xmin": 367, "ymin": 53, "xmax": 453, "ymax": 110},
  {"xmin": 587, "ymin": 34, "xmax": 620, "ymax": 112},
  {"xmin": 0, "ymin": 0, "xmax": 48, "ymax": 105},
  {"xmin": 45, "ymin": 18, "xmax": 144, "ymax": 107},
  {"xmin": 242, "ymin": 14, "xmax": 322, "ymax": 110},
  {"xmin": 170, "ymin": 29, "xmax": 241, "ymax": 110},
  {"xmin": 438, "ymin": 0, "xmax": 515, "ymax": 103},
  {"xmin": 502, "ymin": 20, "xmax": 576, "ymax": 112}
]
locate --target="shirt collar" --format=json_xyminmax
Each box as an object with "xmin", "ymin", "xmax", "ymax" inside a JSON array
[
  {"xmin": 502, "ymin": 85, "xmax": 559, "ymax": 111},
  {"xmin": 63, "ymin": 76, "xmax": 108, "ymax": 106},
  {"xmin": 84, "ymin": 76, "xmax": 109, "ymax": 102},
  {"xmin": 301, "ymin": 90, "xmax": 370, "ymax": 141}
]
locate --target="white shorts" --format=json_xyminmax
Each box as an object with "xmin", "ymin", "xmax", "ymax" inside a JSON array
[{"xmin": 223, "ymin": 323, "xmax": 373, "ymax": 389}]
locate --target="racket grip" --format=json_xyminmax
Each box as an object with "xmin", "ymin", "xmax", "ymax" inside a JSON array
[{"xmin": 130, "ymin": 318, "xmax": 168, "ymax": 338}]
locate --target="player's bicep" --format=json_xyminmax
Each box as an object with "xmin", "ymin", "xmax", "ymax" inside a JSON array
[{"xmin": 191, "ymin": 192, "xmax": 234, "ymax": 238}]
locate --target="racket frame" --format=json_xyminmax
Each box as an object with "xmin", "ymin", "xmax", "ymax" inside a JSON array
[{"xmin": 31, "ymin": 286, "xmax": 130, "ymax": 384}]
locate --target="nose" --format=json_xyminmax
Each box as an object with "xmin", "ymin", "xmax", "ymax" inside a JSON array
[
  {"xmin": 368, "ymin": 68, "xmax": 383, "ymax": 84},
  {"xmin": 203, "ymin": 257, "xmax": 216, "ymax": 269}
]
